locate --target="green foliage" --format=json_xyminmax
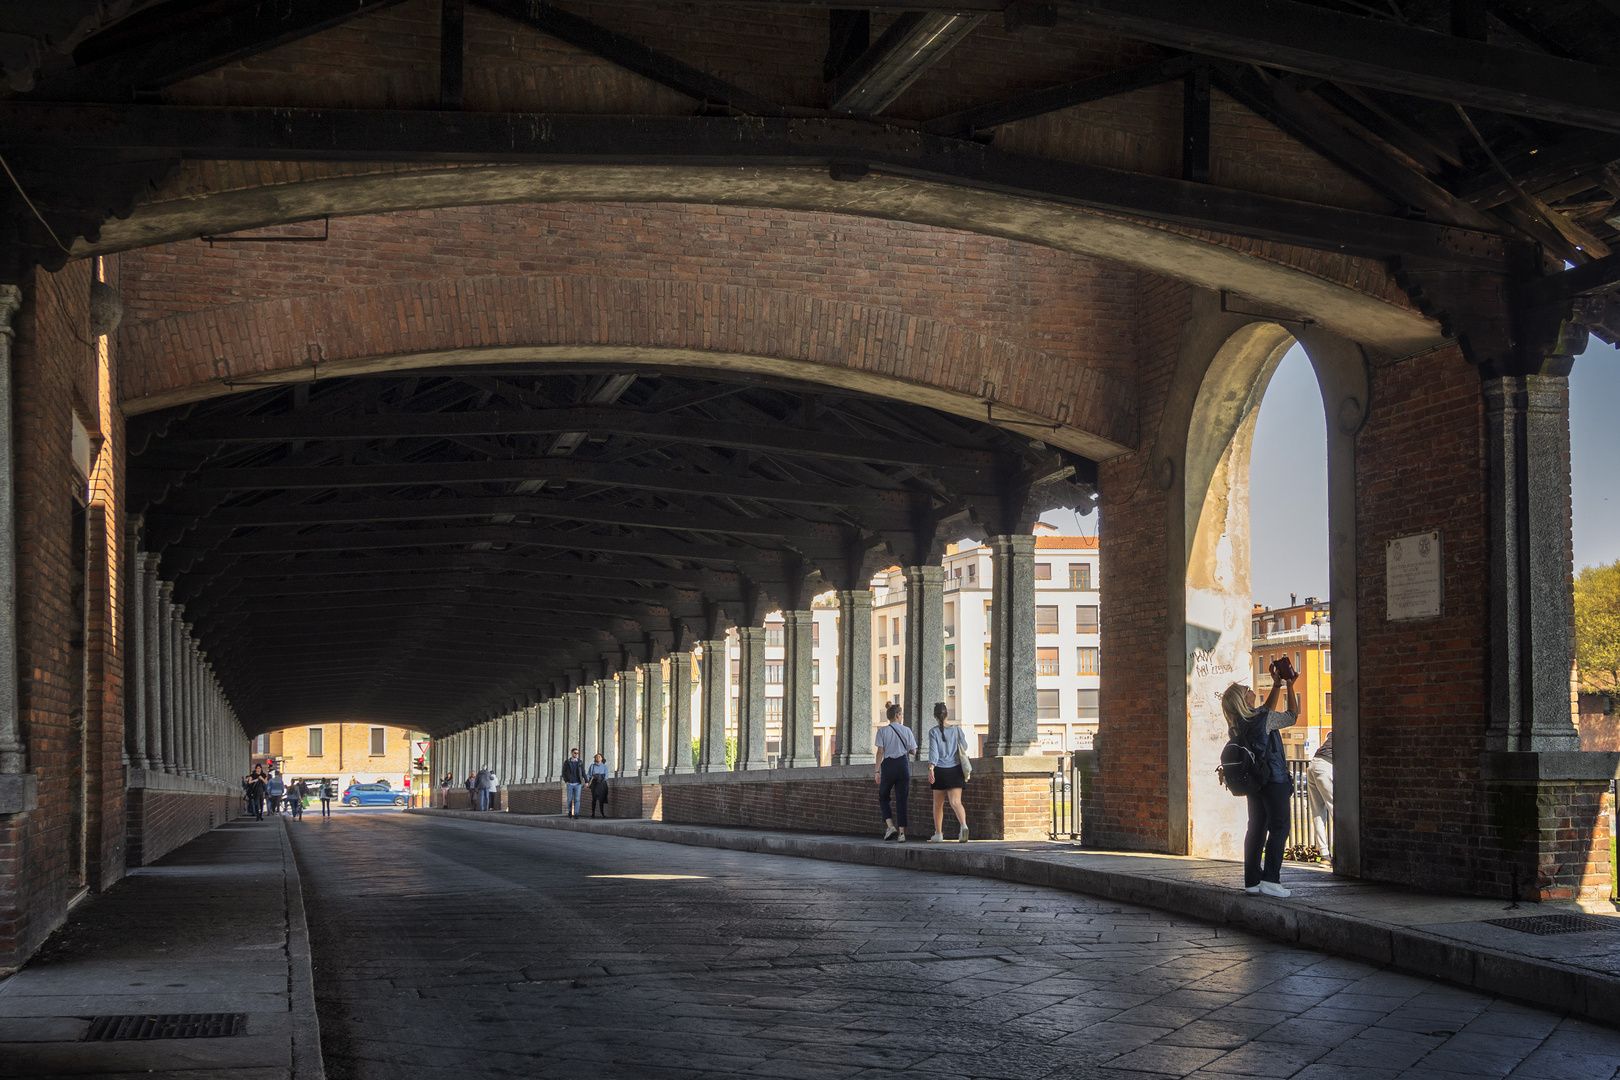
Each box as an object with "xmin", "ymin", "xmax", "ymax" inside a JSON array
[
  {"xmin": 689, "ymin": 737, "xmax": 738, "ymax": 769},
  {"xmin": 1575, "ymin": 561, "xmax": 1620, "ymax": 693}
]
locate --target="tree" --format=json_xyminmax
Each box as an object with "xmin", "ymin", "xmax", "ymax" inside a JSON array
[{"xmin": 1574, "ymin": 561, "xmax": 1620, "ymax": 693}]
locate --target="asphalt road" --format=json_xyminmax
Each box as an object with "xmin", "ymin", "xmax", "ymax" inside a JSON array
[{"xmin": 286, "ymin": 814, "xmax": 1620, "ymax": 1080}]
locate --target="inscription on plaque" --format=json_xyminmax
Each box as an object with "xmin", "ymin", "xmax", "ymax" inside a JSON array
[{"xmin": 1386, "ymin": 531, "xmax": 1442, "ymax": 621}]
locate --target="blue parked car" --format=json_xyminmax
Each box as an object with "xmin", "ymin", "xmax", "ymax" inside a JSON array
[{"xmin": 343, "ymin": 783, "xmax": 406, "ymax": 807}]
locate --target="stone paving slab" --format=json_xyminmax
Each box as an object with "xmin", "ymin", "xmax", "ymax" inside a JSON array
[
  {"xmin": 408, "ymin": 809, "xmax": 1620, "ymax": 1028},
  {"xmin": 0, "ymin": 815, "xmax": 323, "ymax": 1079}
]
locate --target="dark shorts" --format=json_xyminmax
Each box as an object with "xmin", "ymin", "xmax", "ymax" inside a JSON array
[{"xmin": 930, "ymin": 765, "xmax": 965, "ymax": 790}]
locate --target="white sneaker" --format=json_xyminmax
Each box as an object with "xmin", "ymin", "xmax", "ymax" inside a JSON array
[
  {"xmin": 958, "ymin": 826, "xmax": 969, "ymax": 843},
  {"xmin": 1258, "ymin": 881, "xmax": 1291, "ymax": 898},
  {"xmin": 927, "ymin": 832, "xmax": 945, "ymax": 842},
  {"xmin": 882, "ymin": 824, "xmax": 897, "ymax": 841},
  {"xmin": 1244, "ymin": 885, "xmax": 1261, "ymax": 895}
]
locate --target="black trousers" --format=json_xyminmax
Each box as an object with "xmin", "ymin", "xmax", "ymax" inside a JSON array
[
  {"xmin": 1245, "ymin": 780, "xmax": 1291, "ymax": 886},
  {"xmin": 878, "ymin": 757, "xmax": 909, "ymax": 828}
]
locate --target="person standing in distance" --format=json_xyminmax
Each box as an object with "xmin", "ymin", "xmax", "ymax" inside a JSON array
[
  {"xmin": 1222, "ymin": 661, "xmax": 1299, "ymax": 897},
  {"xmin": 1307, "ymin": 730, "xmax": 1334, "ymax": 859},
  {"xmin": 561, "ymin": 749, "xmax": 586, "ymax": 818},
  {"xmin": 874, "ymin": 702, "xmax": 918, "ymax": 842},
  {"xmin": 926, "ymin": 702, "xmax": 970, "ymax": 843}
]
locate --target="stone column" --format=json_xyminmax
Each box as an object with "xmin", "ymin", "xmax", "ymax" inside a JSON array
[
  {"xmin": 1483, "ymin": 376, "xmax": 1581, "ymax": 751},
  {"xmin": 986, "ymin": 534, "xmax": 1039, "ymax": 756},
  {"xmin": 187, "ymin": 637, "xmax": 203, "ymax": 781},
  {"xmin": 640, "ymin": 661, "xmax": 665, "ymax": 776},
  {"xmin": 696, "ymin": 640, "xmax": 729, "ymax": 771},
  {"xmin": 667, "ymin": 652, "xmax": 694, "ymax": 774},
  {"xmin": 157, "ymin": 584, "xmax": 177, "ymax": 773},
  {"xmin": 521, "ymin": 706, "xmax": 535, "ymax": 783},
  {"xmin": 583, "ymin": 682, "xmax": 603, "ymax": 765},
  {"xmin": 537, "ymin": 702, "xmax": 552, "ymax": 781},
  {"xmin": 778, "ymin": 610, "xmax": 815, "ymax": 769},
  {"xmin": 616, "ymin": 668, "xmax": 638, "ymax": 777},
  {"xmin": 128, "ymin": 548, "xmax": 148, "ymax": 770},
  {"xmin": 901, "ymin": 564, "xmax": 945, "ymax": 746},
  {"xmin": 169, "ymin": 601, "xmax": 187, "ymax": 775},
  {"xmin": 598, "ymin": 677, "xmax": 618, "ymax": 773},
  {"xmin": 735, "ymin": 626, "xmax": 768, "ymax": 770},
  {"xmin": 143, "ymin": 562, "xmax": 162, "ymax": 771},
  {"xmin": 560, "ymin": 691, "xmax": 576, "ymax": 763},
  {"xmin": 833, "ymin": 590, "xmax": 874, "ymax": 765}
]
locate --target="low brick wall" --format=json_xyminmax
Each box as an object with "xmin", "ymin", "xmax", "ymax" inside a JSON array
[
  {"xmin": 505, "ymin": 777, "xmax": 661, "ymax": 818},
  {"xmin": 125, "ymin": 770, "xmax": 240, "ymax": 867}
]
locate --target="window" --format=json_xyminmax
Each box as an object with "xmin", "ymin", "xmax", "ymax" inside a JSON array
[
  {"xmin": 812, "ymin": 659, "xmax": 820, "ymax": 685},
  {"xmin": 892, "ymin": 617, "xmax": 901, "ymax": 644},
  {"xmin": 765, "ymin": 625, "xmax": 783, "ymax": 647},
  {"xmin": 252, "ymin": 734, "xmax": 269, "ymax": 754},
  {"xmin": 1069, "ymin": 563, "xmax": 1092, "ymax": 590},
  {"xmin": 1253, "ymin": 620, "xmax": 1261, "ymax": 637},
  {"xmin": 730, "ymin": 658, "xmax": 740, "ymax": 682},
  {"xmin": 1036, "ymin": 647, "xmax": 1060, "ymax": 675},
  {"xmin": 766, "ymin": 663, "xmax": 783, "ymax": 684},
  {"xmin": 812, "ymin": 699, "xmax": 820, "ymax": 722},
  {"xmin": 966, "ymin": 564, "xmax": 976, "ymax": 581},
  {"xmin": 1076, "ymin": 647, "xmax": 1099, "ymax": 675},
  {"xmin": 1322, "ymin": 649, "xmax": 1332, "ymax": 673},
  {"xmin": 1076, "ymin": 605, "xmax": 1099, "ymax": 634},
  {"xmin": 946, "ymin": 660, "xmax": 956, "ymax": 679},
  {"xmin": 892, "ymin": 656, "xmax": 901, "ymax": 683},
  {"xmin": 1035, "ymin": 606, "xmax": 1059, "ymax": 634},
  {"xmin": 877, "ymin": 655, "xmax": 887, "ymax": 685},
  {"xmin": 1324, "ymin": 693, "xmax": 1332, "ymax": 714},
  {"xmin": 945, "ymin": 602, "xmax": 955, "ymax": 637},
  {"xmin": 1077, "ymin": 689, "xmax": 1099, "ymax": 719},
  {"xmin": 1034, "ymin": 562, "xmax": 1052, "ymax": 580},
  {"xmin": 983, "ymin": 599, "xmax": 993, "ymax": 621},
  {"xmin": 984, "ymin": 643, "xmax": 991, "ymax": 676},
  {"xmin": 1295, "ymin": 651, "xmax": 1302, "ymax": 673},
  {"xmin": 765, "ymin": 698, "xmax": 783, "ymax": 725},
  {"xmin": 878, "ymin": 624, "xmax": 887, "ymax": 647},
  {"xmin": 812, "ymin": 621, "xmax": 820, "ymax": 647},
  {"xmin": 307, "ymin": 728, "xmax": 324, "ymax": 757},
  {"xmin": 369, "ymin": 726, "xmax": 385, "ymax": 756},
  {"xmin": 1036, "ymin": 689, "xmax": 1061, "ymax": 719}
]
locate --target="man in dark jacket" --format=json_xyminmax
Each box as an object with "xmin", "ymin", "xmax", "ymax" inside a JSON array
[
  {"xmin": 560, "ymin": 750, "xmax": 585, "ymax": 818},
  {"xmin": 245, "ymin": 773, "xmax": 267, "ymax": 820}
]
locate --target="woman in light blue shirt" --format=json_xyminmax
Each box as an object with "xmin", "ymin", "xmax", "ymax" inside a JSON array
[
  {"xmin": 926, "ymin": 702, "xmax": 970, "ymax": 843},
  {"xmin": 587, "ymin": 754, "xmax": 611, "ymax": 818}
]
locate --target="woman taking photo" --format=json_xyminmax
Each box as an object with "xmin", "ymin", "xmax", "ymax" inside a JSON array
[
  {"xmin": 1222, "ymin": 661, "xmax": 1300, "ymax": 897},
  {"xmin": 926, "ymin": 702, "xmax": 970, "ymax": 843}
]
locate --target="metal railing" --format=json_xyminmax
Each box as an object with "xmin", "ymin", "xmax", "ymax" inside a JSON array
[
  {"xmin": 1286, "ymin": 758, "xmax": 1329, "ymax": 862},
  {"xmin": 1049, "ymin": 751, "xmax": 1092, "ymax": 841}
]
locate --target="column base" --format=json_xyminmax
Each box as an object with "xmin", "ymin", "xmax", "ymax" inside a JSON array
[{"xmin": 1482, "ymin": 752, "xmax": 1620, "ymax": 908}]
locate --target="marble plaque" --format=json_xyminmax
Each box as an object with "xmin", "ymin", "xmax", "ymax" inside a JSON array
[{"xmin": 1386, "ymin": 531, "xmax": 1442, "ymax": 621}]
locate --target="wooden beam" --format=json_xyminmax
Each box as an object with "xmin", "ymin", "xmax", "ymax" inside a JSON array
[
  {"xmin": 924, "ymin": 55, "xmax": 1198, "ymax": 136},
  {"xmin": 0, "ymin": 104, "xmax": 1507, "ymax": 267}
]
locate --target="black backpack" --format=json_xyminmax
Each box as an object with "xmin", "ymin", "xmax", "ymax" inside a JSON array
[{"xmin": 1215, "ymin": 738, "xmax": 1262, "ymax": 797}]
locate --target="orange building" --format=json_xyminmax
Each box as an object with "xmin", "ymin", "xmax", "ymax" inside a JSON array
[
  {"xmin": 251, "ymin": 723, "xmax": 423, "ymax": 793},
  {"xmin": 1251, "ymin": 597, "xmax": 1333, "ymax": 759}
]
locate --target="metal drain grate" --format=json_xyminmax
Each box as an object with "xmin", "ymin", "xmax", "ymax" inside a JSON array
[
  {"xmin": 1483, "ymin": 914, "xmax": 1620, "ymax": 936},
  {"xmin": 83, "ymin": 1013, "xmax": 246, "ymax": 1041}
]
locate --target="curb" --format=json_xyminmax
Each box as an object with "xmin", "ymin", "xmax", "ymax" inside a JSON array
[
  {"xmin": 408, "ymin": 808, "xmax": 1620, "ymax": 1028},
  {"xmin": 276, "ymin": 816, "xmax": 326, "ymax": 1080}
]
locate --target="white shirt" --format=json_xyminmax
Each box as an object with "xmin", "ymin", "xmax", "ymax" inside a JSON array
[{"xmin": 874, "ymin": 722, "xmax": 918, "ymax": 760}]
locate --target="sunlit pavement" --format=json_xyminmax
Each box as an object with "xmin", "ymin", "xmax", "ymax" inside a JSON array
[{"xmin": 287, "ymin": 813, "xmax": 1620, "ymax": 1080}]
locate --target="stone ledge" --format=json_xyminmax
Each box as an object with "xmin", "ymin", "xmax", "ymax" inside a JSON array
[
  {"xmin": 1480, "ymin": 751, "xmax": 1620, "ymax": 782},
  {"xmin": 405, "ymin": 809, "xmax": 1620, "ymax": 1029},
  {"xmin": 509, "ymin": 756, "xmax": 1062, "ymax": 789},
  {"xmin": 0, "ymin": 773, "xmax": 37, "ymax": 815},
  {"xmin": 126, "ymin": 767, "xmax": 235, "ymax": 795}
]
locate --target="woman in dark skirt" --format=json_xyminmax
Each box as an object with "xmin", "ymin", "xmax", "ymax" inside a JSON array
[{"xmin": 926, "ymin": 702, "xmax": 971, "ymax": 843}]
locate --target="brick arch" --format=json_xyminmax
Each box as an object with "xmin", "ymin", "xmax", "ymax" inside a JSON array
[
  {"xmin": 119, "ymin": 273, "xmax": 1135, "ymax": 458},
  {"xmin": 89, "ymin": 166, "xmax": 1442, "ymax": 356}
]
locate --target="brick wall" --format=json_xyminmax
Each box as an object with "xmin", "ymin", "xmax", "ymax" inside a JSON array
[
  {"xmin": 0, "ymin": 263, "xmax": 130, "ymax": 971},
  {"xmin": 1086, "ymin": 274, "xmax": 1192, "ymax": 850},
  {"xmin": 125, "ymin": 786, "xmax": 240, "ymax": 867}
]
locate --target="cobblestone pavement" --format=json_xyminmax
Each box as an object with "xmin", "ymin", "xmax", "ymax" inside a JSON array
[{"xmin": 288, "ymin": 814, "xmax": 1620, "ymax": 1080}]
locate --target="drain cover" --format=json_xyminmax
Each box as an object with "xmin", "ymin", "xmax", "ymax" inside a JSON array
[
  {"xmin": 84, "ymin": 1013, "xmax": 245, "ymax": 1041},
  {"xmin": 1483, "ymin": 914, "xmax": 1620, "ymax": 936}
]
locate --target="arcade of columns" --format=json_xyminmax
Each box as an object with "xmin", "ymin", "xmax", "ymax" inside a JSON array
[
  {"xmin": 435, "ymin": 536, "xmax": 1037, "ymax": 792},
  {"xmin": 125, "ymin": 549, "xmax": 250, "ymax": 788}
]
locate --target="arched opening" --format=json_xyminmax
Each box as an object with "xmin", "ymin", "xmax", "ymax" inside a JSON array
[{"xmin": 1180, "ymin": 322, "xmax": 1365, "ymax": 867}]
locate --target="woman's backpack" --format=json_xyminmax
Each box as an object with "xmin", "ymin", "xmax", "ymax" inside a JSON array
[{"xmin": 1215, "ymin": 738, "xmax": 1261, "ymax": 797}]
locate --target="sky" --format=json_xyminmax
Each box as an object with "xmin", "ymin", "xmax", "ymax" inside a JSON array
[{"xmin": 1247, "ymin": 339, "xmax": 1620, "ymax": 611}]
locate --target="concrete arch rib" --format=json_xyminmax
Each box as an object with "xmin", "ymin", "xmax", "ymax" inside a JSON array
[
  {"xmin": 118, "ymin": 275, "xmax": 1136, "ymax": 460},
  {"xmin": 87, "ymin": 166, "xmax": 1443, "ymax": 356}
]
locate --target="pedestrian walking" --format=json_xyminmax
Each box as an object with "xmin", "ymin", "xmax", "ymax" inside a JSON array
[
  {"xmin": 246, "ymin": 772, "xmax": 267, "ymax": 820},
  {"xmin": 464, "ymin": 771, "xmax": 476, "ymax": 808},
  {"xmin": 874, "ymin": 702, "xmax": 918, "ymax": 842},
  {"xmin": 587, "ymin": 754, "xmax": 610, "ymax": 818},
  {"xmin": 266, "ymin": 772, "xmax": 286, "ymax": 815},
  {"xmin": 1222, "ymin": 662, "xmax": 1299, "ymax": 897},
  {"xmin": 288, "ymin": 779, "xmax": 306, "ymax": 820},
  {"xmin": 487, "ymin": 767, "xmax": 499, "ymax": 812},
  {"xmin": 439, "ymin": 771, "xmax": 452, "ymax": 808},
  {"xmin": 474, "ymin": 766, "xmax": 493, "ymax": 811},
  {"xmin": 1307, "ymin": 730, "xmax": 1334, "ymax": 858},
  {"xmin": 561, "ymin": 749, "xmax": 585, "ymax": 818},
  {"xmin": 320, "ymin": 780, "xmax": 335, "ymax": 817},
  {"xmin": 926, "ymin": 702, "xmax": 971, "ymax": 843}
]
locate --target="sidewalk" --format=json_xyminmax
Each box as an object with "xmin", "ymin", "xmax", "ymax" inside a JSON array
[
  {"xmin": 411, "ymin": 808, "xmax": 1620, "ymax": 1029},
  {"xmin": 0, "ymin": 815, "xmax": 322, "ymax": 1079}
]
